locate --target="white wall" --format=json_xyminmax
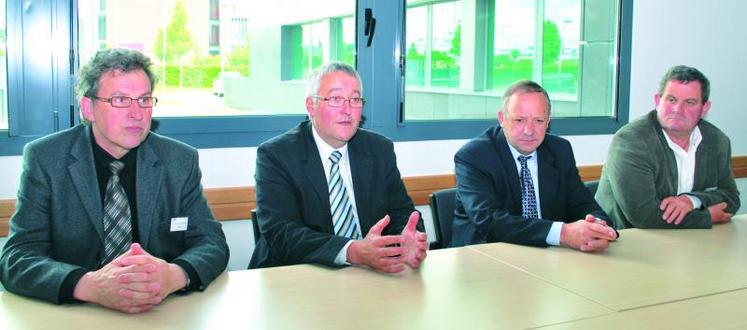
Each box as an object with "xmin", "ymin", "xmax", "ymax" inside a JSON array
[{"xmin": 1, "ymin": 0, "xmax": 746, "ymax": 200}]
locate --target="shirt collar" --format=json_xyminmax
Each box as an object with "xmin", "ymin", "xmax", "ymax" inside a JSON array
[
  {"xmin": 662, "ymin": 126, "xmax": 702, "ymax": 153},
  {"xmin": 505, "ymin": 140, "xmax": 537, "ymax": 162},
  {"xmin": 311, "ymin": 123, "xmax": 349, "ymax": 161}
]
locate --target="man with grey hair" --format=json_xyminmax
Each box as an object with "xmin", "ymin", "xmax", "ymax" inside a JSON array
[
  {"xmin": 451, "ymin": 80, "xmax": 618, "ymax": 251},
  {"xmin": 250, "ymin": 62, "xmax": 428, "ymax": 272},
  {"xmin": 0, "ymin": 48, "xmax": 228, "ymax": 313},
  {"xmin": 596, "ymin": 65, "xmax": 740, "ymax": 228}
]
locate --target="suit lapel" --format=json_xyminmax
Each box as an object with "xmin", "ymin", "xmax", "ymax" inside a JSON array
[
  {"xmin": 68, "ymin": 127, "xmax": 105, "ymax": 242},
  {"xmin": 349, "ymin": 137, "xmax": 373, "ymax": 229},
  {"xmin": 300, "ymin": 123, "xmax": 334, "ymax": 232},
  {"xmin": 135, "ymin": 136, "xmax": 163, "ymax": 246},
  {"xmin": 495, "ymin": 131, "xmax": 522, "ymax": 213},
  {"xmin": 537, "ymin": 144, "xmax": 559, "ymax": 219}
]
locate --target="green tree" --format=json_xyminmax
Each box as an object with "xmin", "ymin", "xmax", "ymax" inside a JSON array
[
  {"xmin": 154, "ymin": 0, "xmax": 195, "ymax": 63},
  {"xmin": 542, "ymin": 20, "xmax": 561, "ymax": 64},
  {"xmin": 449, "ymin": 24, "xmax": 461, "ymax": 57}
]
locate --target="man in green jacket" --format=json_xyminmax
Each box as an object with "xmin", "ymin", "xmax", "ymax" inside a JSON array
[{"xmin": 596, "ymin": 65, "xmax": 740, "ymax": 229}]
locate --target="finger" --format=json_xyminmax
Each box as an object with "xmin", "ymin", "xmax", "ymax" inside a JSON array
[
  {"xmin": 673, "ymin": 208, "xmax": 687, "ymax": 225},
  {"xmin": 403, "ymin": 211, "xmax": 420, "ymax": 233},
  {"xmin": 714, "ymin": 202, "xmax": 728, "ymax": 211},
  {"xmin": 662, "ymin": 203, "xmax": 675, "ymax": 222},
  {"xmin": 417, "ymin": 232, "xmax": 428, "ymax": 241},
  {"xmin": 117, "ymin": 271, "xmax": 151, "ymax": 283},
  {"xmin": 372, "ymin": 235, "xmax": 405, "ymax": 247},
  {"xmin": 119, "ymin": 255, "xmax": 159, "ymax": 267},
  {"xmin": 659, "ymin": 197, "xmax": 671, "ymax": 211},
  {"xmin": 368, "ymin": 216, "xmax": 391, "ymax": 236},
  {"xmin": 580, "ymin": 239, "xmax": 609, "ymax": 252},
  {"xmin": 377, "ymin": 246, "xmax": 407, "ymax": 258},
  {"xmin": 118, "ymin": 287, "xmax": 161, "ymax": 300},
  {"xmin": 584, "ymin": 214, "xmax": 596, "ymax": 223},
  {"xmin": 586, "ymin": 223, "xmax": 618, "ymax": 240},
  {"xmin": 120, "ymin": 281, "xmax": 161, "ymax": 294}
]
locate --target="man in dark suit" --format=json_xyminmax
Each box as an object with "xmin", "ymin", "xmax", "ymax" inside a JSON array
[
  {"xmin": 249, "ymin": 62, "xmax": 427, "ymax": 273},
  {"xmin": 0, "ymin": 49, "xmax": 228, "ymax": 313},
  {"xmin": 451, "ymin": 80, "xmax": 617, "ymax": 251}
]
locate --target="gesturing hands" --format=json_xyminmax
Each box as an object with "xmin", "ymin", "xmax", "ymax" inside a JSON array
[
  {"xmin": 400, "ymin": 211, "xmax": 428, "ymax": 269},
  {"xmin": 73, "ymin": 243, "xmax": 189, "ymax": 314},
  {"xmin": 660, "ymin": 195, "xmax": 694, "ymax": 225},
  {"xmin": 347, "ymin": 212, "xmax": 428, "ymax": 273}
]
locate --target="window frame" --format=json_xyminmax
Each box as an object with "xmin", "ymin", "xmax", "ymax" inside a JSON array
[{"xmin": 0, "ymin": 0, "xmax": 632, "ymax": 156}]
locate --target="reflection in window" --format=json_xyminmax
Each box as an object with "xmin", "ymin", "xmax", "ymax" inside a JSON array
[
  {"xmin": 0, "ymin": 0, "xmax": 6, "ymax": 130},
  {"xmin": 79, "ymin": 0, "xmax": 354, "ymax": 118},
  {"xmin": 405, "ymin": 0, "xmax": 620, "ymax": 121}
]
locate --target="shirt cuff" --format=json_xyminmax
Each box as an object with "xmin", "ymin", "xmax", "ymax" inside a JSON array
[
  {"xmin": 172, "ymin": 260, "xmax": 202, "ymax": 291},
  {"xmin": 60, "ymin": 268, "xmax": 88, "ymax": 304},
  {"xmin": 684, "ymin": 194, "xmax": 703, "ymax": 210},
  {"xmin": 334, "ymin": 240, "xmax": 355, "ymax": 265},
  {"xmin": 546, "ymin": 221, "xmax": 563, "ymax": 246}
]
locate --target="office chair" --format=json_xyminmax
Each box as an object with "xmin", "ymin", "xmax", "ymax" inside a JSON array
[
  {"xmin": 428, "ymin": 187, "xmax": 457, "ymax": 250},
  {"xmin": 584, "ymin": 180, "xmax": 600, "ymax": 196},
  {"xmin": 251, "ymin": 208, "xmax": 260, "ymax": 241}
]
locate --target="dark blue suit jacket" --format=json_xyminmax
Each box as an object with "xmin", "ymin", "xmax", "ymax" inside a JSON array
[
  {"xmin": 249, "ymin": 121, "xmax": 421, "ymax": 268},
  {"xmin": 450, "ymin": 126, "xmax": 609, "ymax": 247}
]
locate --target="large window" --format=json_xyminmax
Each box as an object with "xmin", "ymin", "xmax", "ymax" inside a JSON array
[
  {"xmin": 0, "ymin": 0, "xmax": 631, "ymax": 155},
  {"xmin": 405, "ymin": 0, "xmax": 621, "ymax": 121},
  {"xmin": 0, "ymin": 0, "xmax": 7, "ymax": 130},
  {"xmin": 77, "ymin": 0, "xmax": 355, "ymax": 119}
]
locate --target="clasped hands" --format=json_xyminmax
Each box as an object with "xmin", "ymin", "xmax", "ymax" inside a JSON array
[
  {"xmin": 347, "ymin": 211, "xmax": 428, "ymax": 273},
  {"xmin": 560, "ymin": 215, "xmax": 618, "ymax": 252},
  {"xmin": 73, "ymin": 243, "xmax": 188, "ymax": 314},
  {"xmin": 660, "ymin": 195, "xmax": 732, "ymax": 225}
]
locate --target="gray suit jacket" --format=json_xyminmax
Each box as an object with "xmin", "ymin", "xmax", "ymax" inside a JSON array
[
  {"xmin": 0, "ymin": 125, "xmax": 229, "ymax": 304},
  {"xmin": 596, "ymin": 110, "xmax": 740, "ymax": 229}
]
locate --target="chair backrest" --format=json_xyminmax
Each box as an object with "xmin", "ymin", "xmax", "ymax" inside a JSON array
[
  {"xmin": 429, "ymin": 187, "xmax": 457, "ymax": 249},
  {"xmin": 584, "ymin": 180, "xmax": 600, "ymax": 196},
  {"xmin": 251, "ymin": 208, "xmax": 260, "ymax": 241}
]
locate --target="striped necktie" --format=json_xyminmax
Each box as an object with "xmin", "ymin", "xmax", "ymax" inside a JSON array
[
  {"xmin": 328, "ymin": 151, "xmax": 361, "ymax": 239},
  {"xmin": 101, "ymin": 160, "xmax": 133, "ymax": 265},
  {"xmin": 518, "ymin": 155, "xmax": 539, "ymax": 219}
]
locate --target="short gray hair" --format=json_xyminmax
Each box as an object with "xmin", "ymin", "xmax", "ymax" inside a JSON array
[
  {"xmin": 77, "ymin": 48, "xmax": 157, "ymax": 99},
  {"xmin": 501, "ymin": 80, "xmax": 551, "ymax": 116},
  {"xmin": 658, "ymin": 65, "xmax": 710, "ymax": 103},
  {"xmin": 306, "ymin": 62, "xmax": 362, "ymax": 102}
]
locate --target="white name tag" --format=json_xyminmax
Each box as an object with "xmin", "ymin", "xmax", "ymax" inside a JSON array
[{"xmin": 170, "ymin": 217, "xmax": 188, "ymax": 232}]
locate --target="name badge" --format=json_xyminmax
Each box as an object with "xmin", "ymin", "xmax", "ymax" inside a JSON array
[{"xmin": 170, "ymin": 217, "xmax": 188, "ymax": 232}]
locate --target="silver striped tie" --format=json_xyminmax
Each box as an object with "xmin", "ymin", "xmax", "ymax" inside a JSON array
[{"xmin": 328, "ymin": 151, "xmax": 361, "ymax": 239}]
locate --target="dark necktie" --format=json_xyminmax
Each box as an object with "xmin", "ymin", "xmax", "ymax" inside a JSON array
[
  {"xmin": 518, "ymin": 155, "xmax": 538, "ymax": 219},
  {"xmin": 101, "ymin": 161, "xmax": 133, "ymax": 265},
  {"xmin": 328, "ymin": 151, "xmax": 361, "ymax": 239}
]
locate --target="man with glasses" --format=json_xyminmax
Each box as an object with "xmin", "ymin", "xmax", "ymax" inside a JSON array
[
  {"xmin": 250, "ymin": 62, "xmax": 428, "ymax": 273},
  {"xmin": 0, "ymin": 48, "xmax": 228, "ymax": 313}
]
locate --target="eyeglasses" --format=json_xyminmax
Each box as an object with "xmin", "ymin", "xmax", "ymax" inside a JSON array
[
  {"xmin": 91, "ymin": 95, "xmax": 158, "ymax": 108},
  {"xmin": 313, "ymin": 95, "xmax": 366, "ymax": 108}
]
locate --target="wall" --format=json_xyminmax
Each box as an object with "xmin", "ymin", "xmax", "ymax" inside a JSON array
[{"xmin": 1, "ymin": 0, "xmax": 747, "ymax": 271}]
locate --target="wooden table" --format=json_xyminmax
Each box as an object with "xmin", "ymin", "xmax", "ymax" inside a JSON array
[
  {"xmin": 0, "ymin": 247, "xmax": 611, "ymax": 330},
  {"xmin": 469, "ymin": 214, "xmax": 747, "ymax": 312},
  {"xmin": 1, "ymin": 215, "xmax": 745, "ymax": 329}
]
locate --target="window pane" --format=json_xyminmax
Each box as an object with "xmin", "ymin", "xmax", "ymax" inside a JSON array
[
  {"xmin": 405, "ymin": 0, "xmax": 620, "ymax": 121},
  {"xmin": 492, "ymin": 0, "xmax": 535, "ymax": 92},
  {"xmin": 78, "ymin": 0, "xmax": 355, "ymax": 118},
  {"xmin": 542, "ymin": 0, "xmax": 580, "ymax": 99},
  {"xmin": 0, "ymin": 0, "xmax": 6, "ymax": 130}
]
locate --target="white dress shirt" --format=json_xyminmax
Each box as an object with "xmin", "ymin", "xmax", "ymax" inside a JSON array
[
  {"xmin": 311, "ymin": 125, "xmax": 361, "ymax": 265},
  {"xmin": 506, "ymin": 144, "xmax": 562, "ymax": 246},
  {"xmin": 661, "ymin": 126, "xmax": 703, "ymax": 209}
]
